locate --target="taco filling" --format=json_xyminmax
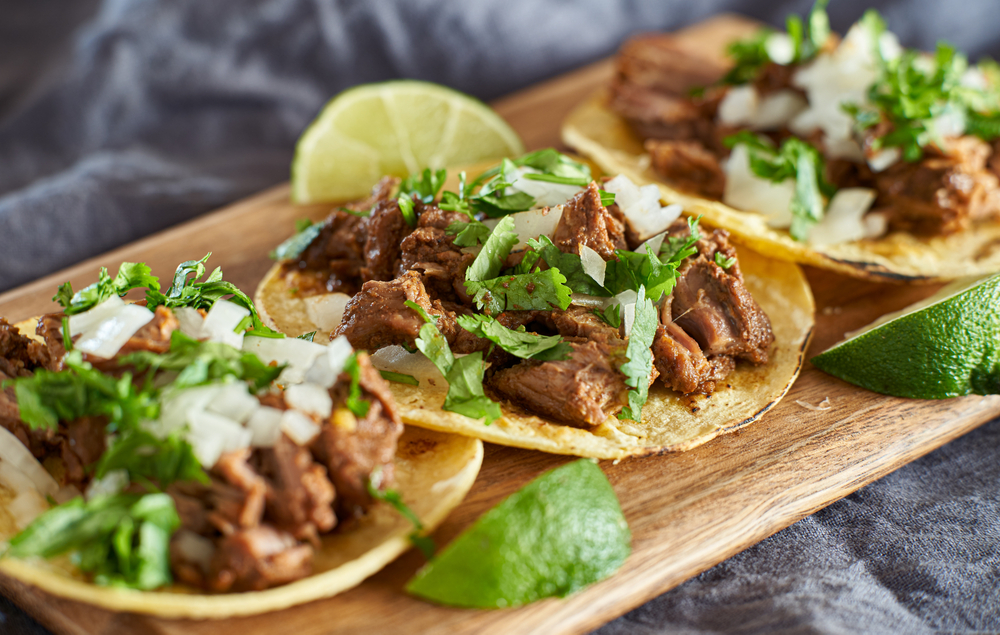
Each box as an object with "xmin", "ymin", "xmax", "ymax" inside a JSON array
[
  {"xmin": 270, "ymin": 151, "xmax": 776, "ymax": 430},
  {"xmin": 608, "ymin": 2, "xmax": 1000, "ymax": 245},
  {"xmin": 0, "ymin": 258, "xmax": 420, "ymax": 594}
]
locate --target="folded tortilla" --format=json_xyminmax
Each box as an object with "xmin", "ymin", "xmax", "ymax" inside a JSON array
[
  {"xmin": 256, "ymin": 243, "xmax": 814, "ymax": 460},
  {"xmin": 0, "ymin": 426, "xmax": 482, "ymax": 619},
  {"xmin": 562, "ymin": 89, "xmax": 1000, "ymax": 283}
]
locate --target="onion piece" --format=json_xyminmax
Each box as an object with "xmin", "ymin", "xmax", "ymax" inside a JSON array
[
  {"xmin": 766, "ymin": 33, "xmax": 796, "ymax": 65},
  {"xmin": 304, "ymin": 293, "xmax": 352, "ymax": 332},
  {"xmin": 85, "ymin": 469, "xmax": 129, "ymax": 500},
  {"xmin": 173, "ymin": 530, "xmax": 215, "ymax": 573},
  {"xmin": 569, "ymin": 294, "xmax": 610, "ymax": 309},
  {"xmin": 718, "ymin": 86, "xmax": 805, "ymax": 131},
  {"xmin": 482, "ymin": 205, "xmax": 565, "ymax": 250},
  {"xmin": 604, "ymin": 175, "xmax": 682, "ymax": 239},
  {"xmin": 280, "ymin": 410, "xmax": 320, "ymax": 446},
  {"xmin": 723, "ymin": 145, "xmax": 795, "ymax": 227},
  {"xmin": 508, "ymin": 166, "xmax": 583, "ymax": 207},
  {"xmin": 866, "ymin": 147, "xmax": 901, "ymax": 173},
  {"xmin": 370, "ymin": 345, "xmax": 445, "ymax": 390},
  {"xmin": 186, "ymin": 409, "xmax": 251, "ymax": 467},
  {"xmin": 243, "ymin": 335, "xmax": 328, "ymax": 386},
  {"xmin": 154, "ymin": 384, "xmax": 225, "ymax": 436},
  {"xmin": 8, "ymin": 490, "xmax": 49, "ymax": 530},
  {"xmin": 807, "ymin": 188, "xmax": 878, "ymax": 246},
  {"xmin": 610, "ymin": 290, "xmax": 638, "ymax": 338},
  {"xmin": 173, "ymin": 307, "xmax": 205, "ymax": 339},
  {"xmin": 0, "ymin": 427, "xmax": 60, "ymax": 497},
  {"xmin": 206, "ymin": 382, "xmax": 260, "ymax": 423},
  {"xmin": 75, "ymin": 304, "xmax": 155, "ymax": 359},
  {"xmin": 285, "ymin": 383, "xmax": 333, "ymax": 419},
  {"xmin": 247, "ymin": 406, "xmax": 284, "ymax": 447},
  {"xmin": 304, "ymin": 335, "xmax": 354, "ymax": 388},
  {"xmin": 718, "ymin": 85, "xmax": 759, "ymax": 127},
  {"xmin": 67, "ymin": 295, "xmax": 126, "ymax": 337},
  {"xmin": 635, "ymin": 231, "xmax": 667, "ymax": 257},
  {"xmin": 202, "ymin": 300, "xmax": 250, "ymax": 349},
  {"xmin": 579, "ymin": 245, "xmax": 607, "ymax": 287}
]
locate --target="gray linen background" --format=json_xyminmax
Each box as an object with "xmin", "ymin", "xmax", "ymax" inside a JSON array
[{"xmin": 0, "ymin": 1, "xmax": 998, "ymax": 633}]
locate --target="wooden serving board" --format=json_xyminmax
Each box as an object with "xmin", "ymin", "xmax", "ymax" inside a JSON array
[{"xmin": 2, "ymin": 14, "xmax": 999, "ymax": 635}]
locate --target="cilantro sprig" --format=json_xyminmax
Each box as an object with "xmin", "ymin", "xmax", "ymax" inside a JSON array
[
  {"xmin": 617, "ymin": 286, "xmax": 658, "ymax": 422},
  {"xmin": 724, "ymin": 132, "xmax": 835, "ymax": 241},
  {"xmin": 405, "ymin": 301, "xmax": 501, "ymax": 424},
  {"xmin": 455, "ymin": 314, "xmax": 571, "ymax": 361},
  {"xmin": 54, "ymin": 263, "xmax": 160, "ymax": 316}
]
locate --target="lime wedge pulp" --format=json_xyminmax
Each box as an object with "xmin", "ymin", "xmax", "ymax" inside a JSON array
[
  {"xmin": 291, "ymin": 80, "xmax": 525, "ymax": 203},
  {"xmin": 811, "ymin": 272, "xmax": 1000, "ymax": 398},
  {"xmin": 405, "ymin": 459, "xmax": 630, "ymax": 609}
]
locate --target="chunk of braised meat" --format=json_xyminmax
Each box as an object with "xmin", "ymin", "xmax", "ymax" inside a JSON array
[
  {"xmin": 489, "ymin": 340, "xmax": 627, "ymax": 427},
  {"xmin": 335, "ymin": 272, "xmax": 489, "ymax": 354},
  {"xmin": 399, "ymin": 228, "xmax": 475, "ymax": 303},
  {"xmin": 615, "ymin": 34, "xmax": 728, "ymax": 96},
  {"xmin": 416, "ymin": 205, "xmax": 471, "ymax": 231},
  {"xmin": 208, "ymin": 525, "xmax": 314, "ymax": 593},
  {"xmin": 208, "ymin": 449, "xmax": 267, "ymax": 535},
  {"xmin": 875, "ymin": 136, "xmax": 1000, "ymax": 235},
  {"xmin": 652, "ymin": 296, "xmax": 732, "ymax": 395},
  {"xmin": 255, "ymin": 433, "xmax": 337, "ymax": 544},
  {"xmin": 361, "ymin": 195, "xmax": 411, "ymax": 282},
  {"xmin": 645, "ymin": 139, "xmax": 726, "ymax": 199},
  {"xmin": 313, "ymin": 353, "xmax": 403, "ymax": 521},
  {"xmin": 534, "ymin": 306, "xmax": 623, "ymax": 346},
  {"xmin": 552, "ymin": 183, "xmax": 627, "ymax": 259},
  {"xmin": 670, "ymin": 230, "xmax": 773, "ymax": 364},
  {"xmin": 0, "ymin": 318, "xmax": 49, "ymax": 378}
]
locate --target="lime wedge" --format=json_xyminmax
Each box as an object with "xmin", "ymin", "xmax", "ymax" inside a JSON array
[
  {"xmin": 291, "ymin": 81, "xmax": 525, "ymax": 203},
  {"xmin": 405, "ymin": 459, "xmax": 630, "ymax": 609},
  {"xmin": 812, "ymin": 272, "xmax": 1000, "ymax": 398}
]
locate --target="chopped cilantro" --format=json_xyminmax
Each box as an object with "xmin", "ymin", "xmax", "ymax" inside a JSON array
[
  {"xmin": 296, "ymin": 331, "xmax": 317, "ymax": 342},
  {"xmin": 399, "ymin": 168, "xmax": 447, "ymax": 204},
  {"xmin": 53, "ymin": 262, "xmax": 160, "ymax": 316},
  {"xmin": 465, "ymin": 215, "xmax": 518, "ymax": 283},
  {"xmin": 94, "ymin": 430, "xmax": 208, "ymax": 488},
  {"xmin": 397, "ymin": 194, "xmax": 418, "ymax": 227},
  {"xmin": 724, "ymin": 132, "xmax": 835, "ymax": 241},
  {"xmin": 455, "ymin": 314, "xmax": 571, "ymax": 361},
  {"xmin": 715, "ymin": 252, "xmax": 737, "ymax": 269},
  {"xmin": 7, "ymin": 493, "xmax": 180, "ymax": 590},
  {"xmin": 446, "ymin": 220, "xmax": 492, "ymax": 247},
  {"xmin": 466, "ymin": 150, "xmax": 593, "ymax": 218},
  {"xmin": 599, "ymin": 189, "xmax": 616, "ymax": 207},
  {"xmin": 379, "ymin": 370, "xmax": 420, "ymax": 386},
  {"xmin": 343, "ymin": 353, "xmax": 371, "ymax": 418},
  {"xmin": 467, "ymin": 269, "xmax": 573, "ymax": 315},
  {"xmin": 722, "ymin": 29, "xmax": 773, "ymax": 85},
  {"xmin": 368, "ymin": 466, "xmax": 435, "ymax": 560},
  {"xmin": 270, "ymin": 221, "xmax": 323, "ymax": 261},
  {"xmin": 594, "ymin": 304, "xmax": 622, "ymax": 329},
  {"xmin": 617, "ymin": 286, "xmax": 658, "ymax": 422},
  {"xmin": 526, "ymin": 236, "xmax": 608, "ymax": 297}
]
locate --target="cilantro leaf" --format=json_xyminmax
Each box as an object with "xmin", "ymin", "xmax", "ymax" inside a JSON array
[
  {"xmin": 715, "ymin": 252, "xmax": 737, "ymax": 269},
  {"xmin": 466, "ymin": 269, "xmax": 573, "ymax": 315},
  {"xmin": 603, "ymin": 244, "xmax": 678, "ymax": 302},
  {"xmin": 724, "ymin": 132, "xmax": 834, "ymax": 241},
  {"xmin": 722, "ymin": 28, "xmax": 773, "ymax": 85},
  {"xmin": 455, "ymin": 314, "xmax": 570, "ymax": 361},
  {"xmin": 399, "ymin": 168, "xmax": 447, "ymax": 204},
  {"xmin": 466, "ymin": 150, "xmax": 592, "ymax": 218},
  {"xmin": 270, "ymin": 221, "xmax": 323, "ymax": 261},
  {"xmin": 527, "ymin": 236, "xmax": 608, "ymax": 297},
  {"xmin": 54, "ymin": 262, "xmax": 160, "ymax": 316},
  {"xmin": 465, "ymin": 215, "xmax": 518, "ymax": 283},
  {"xmin": 617, "ymin": 286, "xmax": 658, "ymax": 422},
  {"xmin": 8, "ymin": 492, "xmax": 179, "ymax": 590},
  {"xmin": 379, "ymin": 370, "xmax": 420, "ymax": 386},
  {"xmin": 343, "ymin": 353, "xmax": 371, "ymax": 418},
  {"xmin": 446, "ymin": 220, "xmax": 492, "ymax": 247},
  {"xmin": 397, "ymin": 195, "xmax": 417, "ymax": 227},
  {"xmin": 95, "ymin": 430, "xmax": 208, "ymax": 488},
  {"xmin": 594, "ymin": 304, "xmax": 622, "ymax": 328},
  {"xmin": 120, "ymin": 331, "xmax": 282, "ymax": 392}
]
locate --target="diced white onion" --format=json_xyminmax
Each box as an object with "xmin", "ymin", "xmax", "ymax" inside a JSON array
[
  {"xmin": 280, "ymin": 410, "xmax": 321, "ymax": 446},
  {"xmin": 604, "ymin": 175, "xmax": 682, "ymax": 240},
  {"xmin": 863, "ymin": 210, "xmax": 889, "ymax": 238},
  {"xmin": 172, "ymin": 530, "xmax": 215, "ymax": 573},
  {"xmin": 67, "ymin": 295, "xmax": 126, "ymax": 337},
  {"xmin": 304, "ymin": 293, "xmax": 352, "ymax": 332},
  {"xmin": 928, "ymin": 106, "xmax": 967, "ymax": 141},
  {"xmin": 202, "ymin": 300, "xmax": 250, "ymax": 349},
  {"xmin": 610, "ymin": 289, "xmax": 638, "ymax": 338},
  {"xmin": 482, "ymin": 205, "xmax": 565, "ymax": 251},
  {"xmin": 186, "ymin": 410, "xmax": 252, "ymax": 467},
  {"xmin": 569, "ymin": 294, "xmax": 611, "ymax": 309},
  {"xmin": 243, "ymin": 335, "xmax": 328, "ymax": 386},
  {"xmin": 304, "ymin": 335, "xmax": 354, "ymax": 388},
  {"xmin": 723, "ymin": 145, "xmax": 796, "ymax": 227},
  {"xmin": 718, "ymin": 85, "xmax": 759, "ymax": 127},
  {"xmin": 247, "ymin": 406, "xmax": 284, "ymax": 447},
  {"xmin": 370, "ymin": 345, "xmax": 445, "ymax": 390},
  {"xmin": 635, "ymin": 231, "xmax": 667, "ymax": 257},
  {"xmin": 508, "ymin": 166, "xmax": 583, "ymax": 207},
  {"xmin": 766, "ymin": 32, "xmax": 796, "ymax": 65},
  {"xmin": 0, "ymin": 460, "xmax": 38, "ymax": 497},
  {"xmin": 285, "ymin": 383, "xmax": 333, "ymax": 419},
  {"xmin": 75, "ymin": 304, "xmax": 155, "ymax": 359},
  {"xmin": 154, "ymin": 384, "xmax": 224, "ymax": 436},
  {"xmin": 173, "ymin": 307, "xmax": 205, "ymax": 339},
  {"xmin": 8, "ymin": 490, "xmax": 49, "ymax": 530},
  {"xmin": 0, "ymin": 427, "xmax": 60, "ymax": 498},
  {"xmin": 808, "ymin": 188, "xmax": 879, "ymax": 246},
  {"xmin": 85, "ymin": 469, "xmax": 129, "ymax": 500},
  {"xmin": 867, "ymin": 147, "xmax": 901, "ymax": 173},
  {"xmin": 718, "ymin": 86, "xmax": 806, "ymax": 131},
  {"xmin": 206, "ymin": 382, "xmax": 260, "ymax": 423},
  {"xmin": 579, "ymin": 244, "xmax": 607, "ymax": 287}
]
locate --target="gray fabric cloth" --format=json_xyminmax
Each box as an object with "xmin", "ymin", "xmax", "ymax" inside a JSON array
[{"xmin": 1, "ymin": 1, "xmax": 998, "ymax": 633}]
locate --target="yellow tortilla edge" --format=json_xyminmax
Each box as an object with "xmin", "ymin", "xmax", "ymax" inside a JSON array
[
  {"xmin": 561, "ymin": 89, "xmax": 1000, "ymax": 283},
  {"xmin": 0, "ymin": 427, "xmax": 483, "ymax": 619}
]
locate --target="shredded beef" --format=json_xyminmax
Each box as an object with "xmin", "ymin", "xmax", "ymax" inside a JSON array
[
  {"xmin": 398, "ymin": 224, "xmax": 475, "ymax": 303},
  {"xmin": 313, "ymin": 353, "xmax": 403, "ymax": 520},
  {"xmin": 256, "ymin": 433, "xmax": 337, "ymax": 544},
  {"xmin": 335, "ymin": 271, "xmax": 436, "ymax": 351},
  {"xmin": 645, "ymin": 139, "xmax": 726, "ymax": 199},
  {"xmin": 362, "ymin": 195, "xmax": 411, "ymax": 282},
  {"xmin": 207, "ymin": 450, "xmax": 267, "ymax": 535},
  {"xmin": 614, "ymin": 34, "xmax": 728, "ymax": 96},
  {"xmin": 489, "ymin": 340, "xmax": 627, "ymax": 427},
  {"xmin": 208, "ymin": 525, "xmax": 314, "ymax": 593},
  {"xmin": 552, "ymin": 182, "xmax": 627, "ymax": 259}
]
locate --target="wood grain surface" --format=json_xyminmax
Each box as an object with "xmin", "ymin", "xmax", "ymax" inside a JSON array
[{"xmin": 2, "ymin": 14, "xmax": 998, "ymax": 635}]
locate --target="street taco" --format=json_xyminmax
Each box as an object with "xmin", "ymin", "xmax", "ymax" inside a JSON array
[
  {"xmin": 0, "ymin": 258, "xmax": 482, "ymax": 618},
  {"xmin": 561, "ymin": 3, "xmax": 1000, "ymax": 282},
  {"xmin": 258, "ymin": 151, "xmax": 814, "ymax": 460}
]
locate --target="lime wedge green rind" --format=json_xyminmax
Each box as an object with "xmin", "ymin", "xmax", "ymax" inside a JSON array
[
  {"xmin": 405, "ymin": 459, "xmax": 630, "ymax": 609},
  {"xmin": 291, "ymin": 80, "xmax": 525, "ymax": 203},
  {"xmin": 811, "ymin": 273, "xmax": 1000, "ymax": 399}
]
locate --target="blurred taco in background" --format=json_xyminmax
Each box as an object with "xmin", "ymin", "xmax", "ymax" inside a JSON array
[
  {"xmin": 561, "ymin": 2, "xmax": 1000, "ymax": 282},
  {"xmin": 0, "ymin": 258, "xmax": 482, "ymax": 618},
  {"xmin": 258, "ymin": 150, "xmax": 814, "ymax": 460}
]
